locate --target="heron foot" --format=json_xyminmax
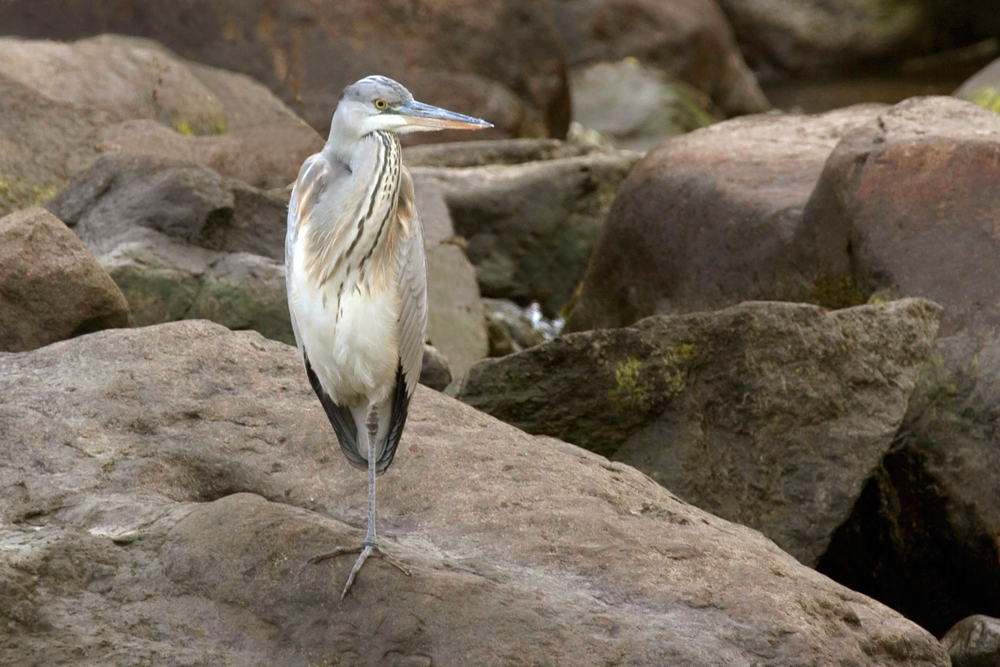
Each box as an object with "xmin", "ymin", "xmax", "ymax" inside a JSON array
[{"xmin": 308, "ymin": 543, "xmax": 411, "ymax": 599}]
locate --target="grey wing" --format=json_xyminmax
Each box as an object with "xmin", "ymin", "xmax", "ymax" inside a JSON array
[
  {"xmin": 397, "ymin": 212, "xmax": 428, "ymax": 399},
  {"xmin": 375, "ymin": 209, "xmax": 427, "ymax": 474}
]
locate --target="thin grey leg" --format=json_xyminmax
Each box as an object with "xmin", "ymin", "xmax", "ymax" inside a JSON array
[{"xmin": 308, "ymin": 405, "xmax": 410, "ymax": 599}]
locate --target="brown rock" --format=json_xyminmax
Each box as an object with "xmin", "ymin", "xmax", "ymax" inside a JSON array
[
  {"xmin": 420, "ymin": 344, "xmax": 453, "ymax": 391},
  {"xmin": 0, "ymin": 0, "xmax": 571, "ymax": 141},
  {"xmin": 564, "ymin": 104, "xmax": 883, "ymax": 334},
  {"xmin": 45, "ymin": 154, "xmax": 295, "ymax": 343},
  {"xmin": 453, "ymin": 299, "xmax": 942, "ymax": 567},
  {"xmin": 716, "ymin": 0, "xmax": 927, "ymax": 74},
  {"xmin": 0, "ymin": 35, "xmax": 300, "ymax": 134},
  {"xmin": 0, "ymin": 73, "xmax": 104, "ymax": 218},
  {"xmin": 425, "ymin": 244, "xmax": 488, "ymax": 379},
  {"xmin": 404, "ymin": 138, "xmax": 610, "ymax": 169},
  {"xmin": 46, "ymin": 154, "xmax": 288, "ymax": 261},
  {"xmin": 98, "ymin": 119, "xmax": 322, "ymax": 190},
  {"xmin": 941, "ymin": 615, "xmax": 1000, "ymax": 667},
  {"xmin": 720, "ymin": 0, "xmax": 1000, "ymax": 75},
  {"xmin": 570, "ymin": 58, "xmax": 720, "ymax": 151},
  {"xmin": 801, "ymin": 97, "xmax": 1000, "ymax": 636},
  {"xmin": 0, "ymin": 35, "xmax": 319, "ymax": 217},
  {"xmin": 0, "ymin": 207, "xmax": 133, "ymax": 352},
  {"xmin": 0, "ymin": 320, "xmax": 950, "ymax": 665},
  {"xmin": 817, "ymin": 328, "xmax": 1000, "ymax": 636},
  {"xmin": 803, "ymin": 96, "xmax": 1000, "ymax": 336},
  {"xmin": 418, "ymin": 149, "xmax": 641, "ymax": 317},
  {"xmin": 551, "ymin": 0, "xmax": 770, "ymax": 116}
]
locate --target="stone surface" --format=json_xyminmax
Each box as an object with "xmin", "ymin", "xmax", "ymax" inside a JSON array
[
  {"xmin": 551, "ymin": 0, "xmax": 770, "ymax": 117},
  {"xmin": 418, "ymin": 149, "xmax": 641, "ymax": 317},
  {"xmin": 47, "ymin": 154, "xmax": 288, "ymax": 261},
  {"xmin": 720, "ymin": 0, "xmax": 1000, "ymax": 75},
  {"xmin": 483, "ymin": 298, "xmax": 549, "ymax": 357},
  {"xmin": 0, "ymin": 72, "xmax": 104, "ymax": 217},
  {"xmin": 44, "ymin": 154, "xmax": 294, "ymax": 343},
  {"xmin": 564, "ymin": 104, "xmax": 883, "ymax": 333},
  {"xmin": 571, "ymin": 58, "xmax": 719, "ymax": 151},
  {"xmin": 803, "ymin": 96, "xmax": 1000, "ymax": 337},
  {"xmin": 716, "ymin": 0, "xmax": 926, "ymax": 74},
  {"xmin": 0, "ymin": 207, "xmax": 133, "ymax": 352},
  {"xmin": 97, "ymin": 119, "xmax": 322, "ymax": 190},
  {"xmin": 452, "ymin": 299, "xmax": 942, "ymax": 566},
  {"xmin": 425, "ymin": 244, "xmax": 488, "ymax": 379},
  {"xmin": 942, "ymin": 615, "xmax": 1000, "ymax": 667},
  {"xmin": 0, "ymin": 320, "xmax": 950, "ymax": 666},
  {"xmin": 0, "ymin": 35, "xmax": 319, "ymax": 217},
  {"xmin": 404, "ymin": 138, "xmax": 610, "ymax": 169},
  {"xmin": 0, "ymin": 35, "xmax": 299, "ymax": 135},
  {"xmin": 420, "ymin": 344, "xmax": 453, "ymax": 392},
  {"xmin": 412, "ymin": 177, "xmax": 490, "ymax": 377},
  {"xmin": 818, "ymin": 330, "xmax": 1000, "ymax": 637},
  {"xmin": 0, "ymin": 0, "xmax": 570, "ymax": 142}
]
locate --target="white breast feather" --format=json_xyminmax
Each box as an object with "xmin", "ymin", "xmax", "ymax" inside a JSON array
[{"xmin": 289, "ymin": 236, "xmax": 401, "ymax": 406}]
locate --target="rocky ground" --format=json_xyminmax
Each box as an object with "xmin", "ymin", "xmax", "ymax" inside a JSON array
[{"xmin": 2, "ymin": 1, "xmax": 1000, "ymax": 665}]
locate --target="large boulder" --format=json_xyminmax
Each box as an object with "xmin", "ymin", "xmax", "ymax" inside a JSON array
[
  {"xmin": 0, "ymin": 319, "xmax": 950, "ymax": 665},
  {"xmin": 0, "ymin": 35, "xmax": 300, "ymax": 134},
  {"xmin": 942, "ymin": 615, "xmax": 1000, "ymax": 667},
  {"xmin": 716, "ymin": 0, "xmax": 926, "ymax": 74},
  {"xmin": 817, "ymin": 330, "xmax": 1000, "ymax": 636},
  {"xmin": 412, "ymin": 175, "xmax": 490, "ymax": 379},
  {"xmin": 0, "ymin": 1, "xmax": 570, "ymax": 142},
  {"xmin": 0, "ymin": 207, "xmax": 133, "ymax": 352},
  {"xmin": 452, "ymin": 299, "xmax": 942, "ymax": 567},
  {"xmin": 425, "ymin": 244, "xmax": 488, "ymax": 379},
  {"xmin": 802, "ymin": 96, "xmax": 1000, "ymax": 336},
  {"xmin": 49, "ymin": 154, "xmax": 289, "ymax": 260},
  {"xmin": 719, "ymin": 0, "xmax": 999, "ymax": 75},
  {"xmin": 551, "ymin": 0, "xmax": 769, "ymax": 117},
  {"xmin": 570, "ymin": 58, "xmax": 720, "ymax": 151},
  {"xmin": 0, "ymin": 35, "xmax": 321, "ymax": 217},
  {"xmin": 45, "ymin": 153, "xmax": 294, "ymax": 342},
  {"xmin": 564, "ymin": 104, "xmax": 883, "ymax": 333},
  {"xmin": 97, "ymin": 119, "xmax": 322, "ymax": 190},
  {"xmin": 794, "ymin": 96, "xmax": 1000, "ymax": 636},
  {"xmin": 417, "ymin": 148, "xmax": 641, "ymax": 317},
  {"xmin": 0, "ymin": 73, "xmax": 104, "ymax": 217}
]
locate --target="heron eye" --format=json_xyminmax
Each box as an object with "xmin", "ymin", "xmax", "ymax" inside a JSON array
[{"xmin": 374, "ymin": 99, "xmax": 387, "ymax": 110}]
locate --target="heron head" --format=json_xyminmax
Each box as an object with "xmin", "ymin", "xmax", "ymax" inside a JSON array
[{"xmin": 335, "ymin": 75, "xmax": 492, "ymax": 137}]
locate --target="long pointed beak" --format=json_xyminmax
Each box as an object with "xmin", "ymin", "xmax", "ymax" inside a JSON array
[{"xmin": 397, "ymin": 100, "xmax": 492, "ymax": 131}]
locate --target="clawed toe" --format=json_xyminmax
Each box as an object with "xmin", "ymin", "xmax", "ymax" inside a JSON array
[
  {"xmin": 308, "ymin": 542, "xmax": 411, "ymax": 599},
  {"xmin": 308, "ymin": 546, "xmax": 363, "ymax": 565}
]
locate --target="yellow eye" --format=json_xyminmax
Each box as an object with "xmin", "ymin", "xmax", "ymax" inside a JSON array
[{"xmin": 374, "ymin": 99, "xmax": 387, "ymax": 110}]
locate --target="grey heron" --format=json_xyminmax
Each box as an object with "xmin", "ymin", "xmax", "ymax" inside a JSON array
[{"xmin": 285, "ymin": 75, "xmax": 491, "ymax": 599}]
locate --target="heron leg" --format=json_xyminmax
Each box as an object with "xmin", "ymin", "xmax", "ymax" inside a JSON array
[{"xmin": 308, "ymin": 406, "xmax": 410, "ymax": 599}]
